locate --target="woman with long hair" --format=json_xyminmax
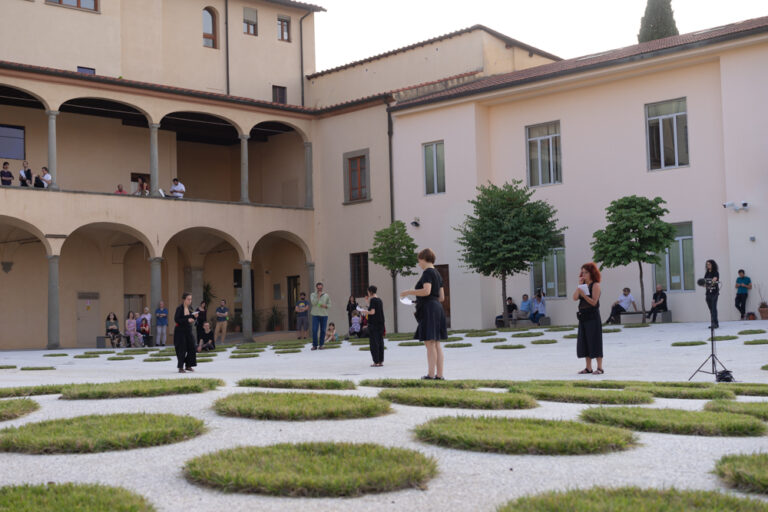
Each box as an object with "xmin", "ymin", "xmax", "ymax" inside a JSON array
[
  {"xmin": 704, "ymin": 259, "xmax": 720, "ymax": 329},
  {"xmin": 400, "ymin": 248, "xmax": 447, "ymax": 379},
  {"xmin": 346, "ymin": 295, "xmax": 357, "ymax": 328},
  {"xmin": 174, "ymin": 292, "xmax": 198, "ymax": 373},
  {"xmin": 573, "ymin": 262, "xmax": 603, "ymax": 374},
  {"xmin": 125, "ymin": 311, "xmax": 141, "ymax": 347},
  {"xmin": 105, "ymin": 312, "xmax": 120, "ymax": 348}
]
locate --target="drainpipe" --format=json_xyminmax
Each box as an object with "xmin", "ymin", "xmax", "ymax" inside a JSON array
[
  {"xmin": 225, "ymin": 0, "xmax": 231, "ymax": 95},
  {"xmin": 299, "ymin": 11, "xmax": 311, "ymax": 106},
  {"xmin": 387, "ymin": 105, "xmax": 398, "ymax": 331}
]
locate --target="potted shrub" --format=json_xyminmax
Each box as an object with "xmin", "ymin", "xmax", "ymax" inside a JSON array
[
  {"xmin": 267, "ymin": 306, "xmax": 284, "ymax": 331},
  {"xmin": 758, "ymin": 287, "xmax": 768, "ymax": 320}
]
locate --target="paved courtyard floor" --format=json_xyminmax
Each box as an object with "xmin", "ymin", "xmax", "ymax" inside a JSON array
[{"xmin": 0, "ymin": 320, "xmax": 767, "ymax": 511}]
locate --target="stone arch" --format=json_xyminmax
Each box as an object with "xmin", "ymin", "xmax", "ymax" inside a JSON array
[
  {"xmin": 163, "ymin": 226, "xmax": 246, "ymax": 262},
  {"xmin": 0, "ymin": 215, "xmax": 52, "ymax": 256},
  {"xmin": 66, "ymin": 222, "xmax": 156, "ymax": 259},
  {"xmin": 254, "ymin": 230, "xmax": 312, "ymax": 262},
  {"xmin": 57, "ymin": 96, "xmax": 152, "ymax": 124},
  {"xmin": 0, "ymin": 82, "xmax": 51, "ymax": 111},
  {"xmin": 159, "ymin": 110, "xmax": 245, "ymax": 138},
  {"xmin": 250, "ymin": 119, "xmax": 308, "ymax": 143}
]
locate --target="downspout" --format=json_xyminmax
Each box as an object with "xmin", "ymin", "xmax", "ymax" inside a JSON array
[
  {"xmin": 299, "ymin": 11, "xmax": 311, "ymax": 106},
  {"xmin": 225, "ymin": 0, "xmax": 230, "ymax": 95},
  {"xmin": 387, "ymin": 105, "xmax": 398, "ymax": 331}
]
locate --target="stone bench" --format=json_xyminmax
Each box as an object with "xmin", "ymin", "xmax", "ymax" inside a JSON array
[
  {"xmin": 619, "ymin": 311, "xmax": 671, "ymax": 324},
  {"xmin": 96, "ymin": 335, "xmax": 154, "ymax": 348},
  {"xmin": 495, "ymin": 316, "xmax": 551, "ymax": 328}
]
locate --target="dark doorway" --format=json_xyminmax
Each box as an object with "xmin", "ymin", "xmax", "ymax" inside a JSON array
[
  {"xmin": 287, "ymin": 275, "xmax": 300, "ymax": 330},
  {"xmin": 435, "ymin": 265, "xmax": 451, "ymax": 328}
]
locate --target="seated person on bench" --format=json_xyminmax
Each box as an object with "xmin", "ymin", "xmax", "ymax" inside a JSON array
[
  {"xmin": 647, "ymin": 284, "xmax": 668, "ymax": 323},
  {"xmin": 197, "ymin": 321, "xmax": 215, "ymax": 352},
  {"xmin": 606, "ymin": 287, "xmax": 637, "ymax": 324},
  {"xmin": 495, "ymin": 297, "xmax": 518, "ymax": 325}
]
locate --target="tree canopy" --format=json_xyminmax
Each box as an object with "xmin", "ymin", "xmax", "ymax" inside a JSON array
[
  {"xmin": 370, "ymin": 220, "xmax": 418, "ymax": 280},
  {"xmin": 638, "ymin": 0, "xmax": 679, "ymax": 43}
]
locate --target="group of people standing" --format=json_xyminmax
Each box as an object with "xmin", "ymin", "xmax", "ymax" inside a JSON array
[{"xmin": 1, "ymin": 160, "xmax": 51, "ymax": 188}]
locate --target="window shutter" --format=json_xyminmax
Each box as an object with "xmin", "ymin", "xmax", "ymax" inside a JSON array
[{"xmin": 244, "ymin": 7, "xmax": 258, "ymax": 24}]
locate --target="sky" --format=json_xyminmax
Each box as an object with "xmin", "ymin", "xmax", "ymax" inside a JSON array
[{"xmin": 312, "ymin": 0, "xmax": 767, "ymax": 72}]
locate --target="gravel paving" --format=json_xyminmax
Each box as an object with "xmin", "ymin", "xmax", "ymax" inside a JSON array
[{"xmin": 0, "ymin": 320, "xmax": 767, "ymax": 511}]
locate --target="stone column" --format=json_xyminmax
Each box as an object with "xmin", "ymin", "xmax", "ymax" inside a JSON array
[
  {"xmin": 190, "ymin": 268, "xmax": 204, "ymax": 306},
  {"xmin": 304, "ymin": 141, "xmax": 313, "ymax": 208},
  {"xmin": 149, "ymin": 123, "xmax": 160, "ymax": 197},
  {"xmin": 240, "ymin": 260, "xmax": 253, "ymax": 339},
  {"xmin": 47, "ymin": 255, "xmax": 60, "ymax": 349},
  {"xmin": 150, "ymin": 257, "xmax": 163, "ymax": 328},
  {"xmin": 46, "ymin": 110, "xmax": 59, "ymax": 190},
  {"xmin": 240, "ymin": 134, "xmax": 250, "ymax": 203},
  {"xmin": 306, "ymin": 262, "xmax": 315, "ymax": 292}
]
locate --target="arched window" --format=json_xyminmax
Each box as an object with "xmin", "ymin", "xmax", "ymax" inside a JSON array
[{"xmin": 203, "ymin": 8, "xmax": 217, "ymax": 48}]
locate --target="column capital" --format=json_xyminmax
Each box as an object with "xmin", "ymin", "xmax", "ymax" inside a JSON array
[
  {"xmin": 304, "ymin": 141, "xmax": 312, "ymax": 149},
  {"xmin": 47, "ymin": 254, "xmax": 60, "ymax": 262},
  {"xmin": 149, "ymin": 257, "xmax": 164, "ymax": 264},
  {"xmin": 46, "ymin": 110, "xmax": 60, "ymax": 117},
  {"xmin": 239, "ymin": 133, "xmax": 250, "ymax": 141},
  {"xmin": 305, "ymin": 261, "xmax": 315, "ymax": 269},
  {"xmin": 239, "ymin": 260, "xmax": 252, "ymax": 267},
  {"xmin": 149, "ymin": 122, "xmax": 161, "ymax": 130}
]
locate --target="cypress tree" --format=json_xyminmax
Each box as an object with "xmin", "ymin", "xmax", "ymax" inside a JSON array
[{"xmin": 638, "ymin": 0, "xmax": 680, "ymax": 43}]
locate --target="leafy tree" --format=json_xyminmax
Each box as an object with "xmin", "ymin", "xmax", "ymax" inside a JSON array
[
  {"xmin": 591, "ymin": 195, "xmax": 675, "ymax": 323},
  {"xmin": 455, "ymin": 181, "xmax": 564, "ymax": 327},
  {"xmin": 370, "ymin": 220, "xmax": 418, "ymax": 330},
  {"xmin": 638, "ymin": 0, "xmax": 679, "ymax": 43}
]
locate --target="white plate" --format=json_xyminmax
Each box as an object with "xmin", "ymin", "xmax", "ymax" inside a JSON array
[{"xmin": 400, "ymin": 297, "xmax": 414, "ymax": 306}]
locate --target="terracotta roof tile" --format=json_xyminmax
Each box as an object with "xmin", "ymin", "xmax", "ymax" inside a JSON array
[{"xmin": 263, "ymin": 0, "xmax": 325, "ymax": 13}]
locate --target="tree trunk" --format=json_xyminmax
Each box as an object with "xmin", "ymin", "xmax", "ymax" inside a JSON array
[
  {"xmin": 391, "ymin": 270, "xmax": 399, "ymax": 332},
  {"xmin": 638, "ymin": 261, "xmax": 647, "ymax": 324},
  {"xmin": 501, "ymin": 272, "xmax": 510, "ymax": 328}
]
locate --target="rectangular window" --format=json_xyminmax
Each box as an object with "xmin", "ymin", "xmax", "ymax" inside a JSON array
[
  {"xmin": 655, "ymin": 222, "xmax": 695, "ymax": 291},
  {"xmin": 46, "ymin": 0, "xmax": 97, "ymax": 11},
  {"xmin": 423, "ymin": 141, "xmax": 445, "ymax": 195},
  {"xmin": 77, "ymin": 66, "xmax": 95, "ymax": 75},
  {"xmin": 349, "ymin": 252, "xmax": 369, "ymax": 297},
  {"xmin": 343, "ymin": 149, "xmax": 370, "ymax": 203},
  {"xmin": 0, "ymin": 125, "xmax": 25, "ymax": 160},
  {"xmin": 532, "ymin": 236, "xmax": 566, "ymax": 298},
  {"xmin": 646, "ymin": 98, "xmax": 689, "ymax": 170},
  {"xmin": 277, "ymin": 16, "xmax": 290, "ymax": 41},
  {"xmin": 526, "ymin": 121, "xmax": 562, "ymax": 187},
  {"xmin": 243, "ymin": 7, "xmax": 258, "ymax": 36},
  {"xmin": 272, "ymin": 86, "xmax": 287, "ymax": 104}
]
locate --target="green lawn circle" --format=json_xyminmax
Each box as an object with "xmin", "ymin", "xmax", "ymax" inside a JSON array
[
  {"xmin": 415, "ymin": 416, "xmax": 635, "ymax": 455},
  {"xmin": 184, "ymin": 442, "xmax": 436, "ymax": 496},
  {"xmin": 214, "ymin": 391, "xmax": 391, "ymax": 420},
  {"xmin": 512, "ymin": 385, "xmax": 654, "ymax": 405},
  {"xmin": 0, "ymin": 483, "xmax": 155, "ymax": 511},
  {"xmin": 379, "ymin": 387, "xmax": 537, "ymax": 409},
  {"xmin": 498, "ymin": 486, "xmax": 768, "ymax": 511},
  {"xmin": 60, "ymin": 378, "xmax": 223, "ymax": 399},
  {"xmin": 0, "ymin": 398, "xmax": 39, "ymax": 421},
  {"xmin": 0, "ymin": 413, "xmax": 205, "ymax": 453},
  {"xmin": 715, "ymin": 453, "xmax": 768, "ymax": 494},
  {"xmin": 581, "ymin": 407, "xmax": 766, "ymax": 436}
]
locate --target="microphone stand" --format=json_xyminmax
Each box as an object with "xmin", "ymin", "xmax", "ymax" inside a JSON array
[{"xmin": 688, "ymin": 280, "xmax": 729, "ymax": 381}]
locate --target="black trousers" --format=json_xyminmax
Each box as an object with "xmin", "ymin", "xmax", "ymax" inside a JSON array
[
  {"xmin": 174, "ymin": 327, "xmax": 197, "ymax": 369},
  {"xmin": 706, "ymin": 293, "xmax": 719, "ymax": 327},
  {"xmin": 607, "ymin": 304, "xmax": 626, "ymax": 324},
  {"xmin": 735, "ymin": 294, "xmax": 747, "ymax": 318},
  {"xmin": 369, "ymin": 327, "xmax": 385, "ymax": 364},
  {"xmin": 646, "ymin": 306, "xmax": 667, "ymax": 322}
]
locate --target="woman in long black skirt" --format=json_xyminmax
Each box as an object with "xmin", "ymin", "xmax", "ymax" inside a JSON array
[
  {"xmin": 174, "ymin": 292, "xmax": 198, "ymax": 373},
  {"xmin": 400, "ymin": 248, "xmax": 447, "ymax": 380},
  {"xmin": 573, "ymin": 262, "xmax": 603, "ymax": 374}
]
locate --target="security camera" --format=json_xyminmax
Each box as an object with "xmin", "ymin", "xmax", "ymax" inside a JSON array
[
  {"xmin": 741, "ymin": 201, "xmax": 749, "ymax": 209},
  {"xmin": 723, "ymin": 201, "xmax": 734, "ymax": 209}
]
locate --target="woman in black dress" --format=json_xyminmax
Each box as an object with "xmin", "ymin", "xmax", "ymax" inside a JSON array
[
  {"xmin": 174, "ymin": 292, "xmax": 198, "ymax": 373},
  {"xmin": 195, "ymin": 301, "xmax": 207, "ymax": 342},
  {"xmin": 346, "ymin": 295, "xmax": 357, "ymax": 328},
  {"xmin": 573, "ymin": 262, "xmax": 603, "ymax": 374},
  {"xmin": 704, "ymin": 259, "xmax": 720, "ymax": 329},
  {"xmin": 400, "ymin": 248, "xmax": 447, "ymax": 380}
]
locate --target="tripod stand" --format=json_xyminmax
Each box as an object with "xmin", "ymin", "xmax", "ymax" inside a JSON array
[{"xmin": 688, "ymin": 323, "xmax": 729, "ymax": 381}]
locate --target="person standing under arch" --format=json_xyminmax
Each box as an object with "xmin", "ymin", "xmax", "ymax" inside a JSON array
[{"xmin": 174, "ymin": 292, "xmax": 198, "ymax": 373}]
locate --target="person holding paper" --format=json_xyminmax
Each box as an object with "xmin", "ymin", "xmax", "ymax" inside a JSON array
[{"xmin": 573, "ymin": 262, "xmax": 603, "ymax": 374}]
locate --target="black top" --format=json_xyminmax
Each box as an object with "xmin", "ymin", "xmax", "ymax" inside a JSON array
[
  {"xmin": 652, "ymin": 291, "xmax": 668, "ymax": 310},
  {"xmin": 704, "ymin": 270, "xmax": 720, "ymax": 295},
  {"xmin": 415, "ymin": 267, "xmax": 442, "ymax": 305},
  {"xmin": 195, "ymin": 308, "xmax": 207, "ymax": 327},
  {"xmin": 174, "ymin": 305, "xmax": 195, "ymax": 332},
  {"xmin": 199, "ymin": 330, "xmax": 214, "ymax": 344},
  {"xmin": 346, "ymin": 301, "xmax": 357, "ymax": 315},
  {"xmin": 578, "ymin": 282, "xmax": 600, "ymax": 310},
  {"xmin": 367, "ymin": 297, "xmax": 384, "ymax": 329}
]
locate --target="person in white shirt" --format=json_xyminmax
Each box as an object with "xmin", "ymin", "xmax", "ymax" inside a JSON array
[
  {"xmin": 606, "ymin": 287, "xmax": 637, "ymax": 324},
  {"xmin": 36, "ymin": 167, "xmax": 52, "ymax": 188},
  {"xmin": 18, "ymin": 161, "xmax": 33, "ymax": 187},
  {"xmin": 169, "ymin": 178, "xmax": 185, "ymax": 198}
]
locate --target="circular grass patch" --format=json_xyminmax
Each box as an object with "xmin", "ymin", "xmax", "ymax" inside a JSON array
[
  {"xmin": 43, "ymin": 353, "xmax": 68, "ymax": 357},
  {"xmin": 602, "ymin": 328, "xmax": 621, "ymax": 333},
  {"xmin": 493, "ymin": 344, "xmax": 525, "ymax": 350},
  {"xmin": 481, "ymin": 337, "xmax": 505, "ymax": 343},
  {"xmin": 745, "ymin": 339, "xmax": 768, "ymax": 345},
  {"xmin": 0, "ymin": 413, "xmax": 205, "ymax": 453},
  {"xmin": 230, "ymin": 353, "xmax": 260, "ymax": 358},
  {"xmin": 715, "ymin": 453, "xmax": 768, "ymax": 494},
  {"xmin": 238, "ymin": 378, "xmax": 355, "ymax": 390},
  {"xmin": 213, "ymin": 391, "xmax": 391, "ymax": 421},
  {"xmin": 379, "ymin": 388, "xmax": 537, "ymax": 409},
  {"xmin": 581, "ymin": 407, "xmax": 766, "ymax": 436},
  {"xmin": 0, "ymin": 366, "xmax": 16, "ymax": 370},
  {"xmin": 511, "ymin": 385, "xmax": 653, "ymax": 405},
  {"xmin": 231, "ymin": 348, "xmax": 264, "ymax": 354},
  {"xmin": 359, "ymin": 378, "xmax": 473, "ymax": 389},
  {"xmin": 184, "ymin": 442, "xmax": 436, "ymax": 497},
  {"xmin": 358, "ymin": 346, "xmax": 387, "ymax": 351},
  {"xmin": 20, "ymin": 367, "xmax": 55, "ymax": 371},
  {"xmin": 0, "ymin": 483, "xmax": 156, "ymax": 511},
  {"xmin": 739, "ymin": 329, "xmax": 767, "ymax": 335},
  {"xmin": 511, "ymin": 331, "xmax": 545, "ymax": 338},
  {"xmin": 107, "ymin": 356, "xmax": 134, "ymax": 361},
  {"xmin": 763, "ymin": 364, "xmax": 768, "ymax": 371},
  {"xmin": 414, "ymin": 416, "xmax": 635, "ymax": 455},
  {"xmin": 531, "ymin": 339, "xmax": 557, "ymax": 345},
  {"xmin": 444, "ymin": 342, "xmax": 472, "ymax": 348},
  {"xmin": 142, "ymin": 357, "xmax": 171, "ymax": 362},
  {"xmin": 623, "ymin": 323, "xmax": 651, "ymax": 328},
  {"xmin": 672, "ymin": 341, "xmax": 707, "ymax": 347},
  {"xmin": 197, "ymin": 358, "xmax": 213, "ymax": 363},
  {"xmin": 705, "ymin": 400, "xmax": 768, "ymax": 421},
  {"xmin": 85, "ymin": 350, "xmax": 116, "ymax": 355},
  {"xmin": 713, "ymin": 335, "xmax": 739, "ymax": 341},
  {"xmin": 563, "ymin": 334, "xmax": 578, "ymax": 339},
  {"xmin": 60, "ymin": 378, "xmax": 223, "ymax": 399},
  {"xmin": 73, "ymin": 354, "xmax": 99, "ymax": 359},
  {"xmin": 464, "ymin": 331, "xmax": 496, "ymax": 338},
  {"xmin": 443, "ymin": 336, "xmax": 463, "ymax": 342},
  {"xmin": 627, "ymin": 386, "xmax": 735, "ymax": 400},
  {"xmin": 720, "ymin": 383, "xmax": 768, "ymax": 397},
  {"xmin": 0, "ymin": 398, "xmax": 39, "ymax": 421},
  {"xmin": 276, "ymin": 349, "xmax": 302, "ymax": 354},
  {"xmin": 121, "ymin": 349, "xmax": 153, "ymax": 355},
  {"xmin": 497, "ymin": 486, "xmax": 768, "ymax": 511},
  {"xmin": 546, "ymin": 326, "xmax": 575, "ymax": 332},
  {"xmin": 398, "ymin": 341, "xmax": 424, "ymax": 347}
]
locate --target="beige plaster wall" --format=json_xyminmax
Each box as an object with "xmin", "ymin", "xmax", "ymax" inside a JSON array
[
  {"xmin": 0, "ymin": 242, "xmax": 48, "ymax": 349},
  {"xmin": 178, "ymin": 141, "xmax": 239, "ymax": 202},
  {"xmin": 250, "ymin": 131, "xmax": 306, "ymax": 205}
]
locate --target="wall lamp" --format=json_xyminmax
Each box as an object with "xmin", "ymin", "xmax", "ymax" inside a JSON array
[
  {"xmin": 722, "ymin": 201, "xmax": 750, "ymax": 211},
  {"xmin": 410, "ymin": 217, "xmax": 420, "ymax": 227}
]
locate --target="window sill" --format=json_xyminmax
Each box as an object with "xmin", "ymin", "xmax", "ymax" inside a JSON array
[
  {"xmin": 45, "ymin": 2, "xmax": 99, "ymax": 14},
  {"xmin": 528, "ymin": 181, "xmax": 563, "ymax": 189},
  {"xmin": 343, "ymin": 198, "xmax": 372, "ymax": 206},
  {"xmin": 648, "ymin": 164, "xmax": 691, "ymax": 172}
]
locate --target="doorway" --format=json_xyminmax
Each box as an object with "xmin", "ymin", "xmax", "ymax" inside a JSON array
[
  {"xmin": 435, "ymin": 265, "xmax": 451, "ymax": 328},
  {"xmin": 76, "ymin": 292, "xmax": 100, "ymax": 348},
  {"xmin": 124, "ymin": 294, "xmax": 145, "ymax": 321},
  {"xmin": 287, "ymin": 275, "xmax": 300, "ymax": 330}
]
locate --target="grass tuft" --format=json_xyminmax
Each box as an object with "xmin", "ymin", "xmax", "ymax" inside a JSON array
[
  {"xmin": 719, "ymin": 383, "xmax": 768, "ymax": 397},
  {"xmin": 745, "ymin": 339, "xmax": 768, "ymax": 345},
  {"xmin": 480, "ymin": 337, "xmax": 505, "ymax": 343},
  {"xmin": 546, "ymin": 326, "xmax": 575, "ymax": 332},
  {"xmin": 493, "ymin": 344, "xmax": 526, "ymax": 350},
  {"xmin": 739, "ymin": 329, "xmax": 767, "ymax": 335},
  {"xmin": 142, "ymin": 357, "xmax": 171, "ymax": 362},
  {"xmin": 715, "ymin": 453, "xmax": 768, "ymax": 494},
  {"xmin": 0, "ymin": 399, "xmax": 39, "ymax": 421},
  {"xmin": 0, "ymin": 483, "xmax": 156, "ymax": 511},
  {"xmin": 0, "ymin": 413, "xmax": 205, "ymax": 453},
  {"xmin": 107, "ymin": 356, "xmax": 134, "ymax": 361},
  {"xmin": 184, "ymin": 442, "xmax": 437, "ymax": 497},
  {"xmin": 498, "ymin": 487, "xmax": 768, "ymax": 511},
  {"xmin": 0, "ymin": 385, "xmax": 64, "ymax": 398},
  {"xmin": 623, "ymin": 323, "xmax": 651, "ymax": 328},
  {"xmin": 214, "ymin": 392, "xmax": 390, "ymax": 421},
  {"xmin": 444, "ymin": 342, "xmax": 472, "ymax": 348},
  {"xmin": 415, "ymin": 416, "xmax": 635, "ymax": 455},
  {"xmin": 275, "ymin": 349, "xmax": 302, "ymax": 354},
  {"xmin": 230, "ymin": 353, "xmax": 260, "ymax": 358},
  {"xmin": 20, "ymin": 367, "xmax": 55, "ymax": 371},
  {"xmin": 581, "ymin": 406, "xmax": 766, "ymax": 436},
  {"xmin": 43, "ymin": 353, "xmax": 68, "ymax": 357},
  {"xmin": 464, "ymin": 331, "xmax": 497, "ymax": 337},
  {"xmin": 603, "ymin": 328, "xmax": 621, "ymax": 333},
  {"xmin": 85, "ymin": 350, "xmax": 116, "ymax": 355},
  {"xmin": 73, "ymin": 354, "xmax": 100, "ymax": 359},
  {"xmin": 705, "ymin": 400, "xmax": 768, "ymax": 421},
  {"xmin": 60, "ymin": 378, "xmax": 223, "ymax": 399},
  {"xmin": 563, "ymin": 334, "xmax": 578, "ymax": 339},
  {"xmin": 359, "ymin": 378, "xmax": 473, "ymax": 389},
  {"xmin": 672, "ymin": 341, "xmax": 706, "ymax": 346},
  {"xmin": 398, "ymin": 341, "xmax": 424, "ymax": 346},
  {"xmin": 512, "ymin": 385, "xmax": 653, "ymax": 405},
  {"xmin": 238, "ymin": 379, "xmax": 355, "ymax": 390},
  {"xmin": 511, "ymin": 331, "xmax": 545, "ymax": 338},
  {"xmin": 626, "ymin": 385, "xmax": 735, "ymax": 400},
  {"xmin": 0, "ymin": 366, "xmax": 16, "ymax": 370},
  {"xmin": 713, "ymin": 335, "xmax": 739, "ymax": 341},
  {"xmin": 379, "ymin": 388, "xmax": 537, "ymax": 409},
  {"xmin": 531, "ymin": 339, "xmax": 558, "ymax": 345}
]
